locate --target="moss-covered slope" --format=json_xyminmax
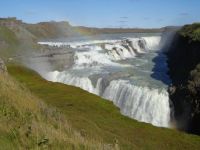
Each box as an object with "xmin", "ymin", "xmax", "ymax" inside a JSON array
[
  {"xmin": 0, "ymin": 70, "xmax": 112, "ymax": 149},
  {"xmin": 7, "ymin": 64, "xmax": 200, "ymax": 150}
]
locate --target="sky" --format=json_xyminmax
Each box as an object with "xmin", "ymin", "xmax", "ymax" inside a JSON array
[{"xmin": 1, "ymin": 0, "xmax": 200, "ymax": 28}]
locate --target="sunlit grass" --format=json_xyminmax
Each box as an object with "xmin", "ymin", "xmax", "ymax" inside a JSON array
[
  {"xmin": 0, "ymin": 72, "xmax": 115, "ymax": 149},
  {"xmin": 6, "ymin": 64, "xmax": 200, "ymax": 149}
]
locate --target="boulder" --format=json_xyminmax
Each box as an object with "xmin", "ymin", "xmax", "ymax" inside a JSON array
[{"xmin": 0, "ymin": 58, "xmax": 7, "ymax": 73}]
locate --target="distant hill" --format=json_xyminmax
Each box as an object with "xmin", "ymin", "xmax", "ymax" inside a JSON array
[
  {"xmin": 74, "ymin": 26, "xmax": 180, "ymax": 35},
  {"xmin": 0, "ymin": 17, "xmax": 180, "ymax": 40},
  {"xmin": 0, "ymin": 17, "xmax": 179, "ymax": 59}
]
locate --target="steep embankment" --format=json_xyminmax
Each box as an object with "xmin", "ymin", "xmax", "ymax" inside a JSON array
[
  {"xmin": 0, "ymin": 18, "xmax": 39, "ymax": 60},
  {"xmin": 7, "ymin": 64, "xmax": 200, "ymax": 150},
  {"xmin": 0, "ymin": 60, "xmax": 110, "ymax": 149},
  {"xmin": 0, "ymin": 26, "xmax": 19, "ymax": 58},
  {"xmin": 0, "ymin": 18, "xmax": 79, "ymax": 60},
  {"xmin": 167, "ymin": 23, "xmax": 200, "ymax": 135}
]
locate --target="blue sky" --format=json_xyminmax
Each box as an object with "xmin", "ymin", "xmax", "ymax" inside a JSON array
[{"xmin": 1, "ymin": 0, "xmax": 200, "ymax": 28}]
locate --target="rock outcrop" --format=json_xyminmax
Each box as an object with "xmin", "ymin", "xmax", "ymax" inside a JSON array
[
  {"xmin": 0, "ymin": 58, "xmax": 7, "ymax": 73},
  {"xmin": 167, "ymin": 23, "xmax": 200, "ymax": 135}
]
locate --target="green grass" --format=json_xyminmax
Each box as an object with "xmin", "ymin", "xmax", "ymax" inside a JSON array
[
  {"xmin": 0, "ymin": 68, "xmax": 114, "ymax": 150},
  {"xmin": 7, "ymin": 64, "xmax": 200, "ymax": 150},
  {"xmin": 0, "ymin": 26, "xmax": 18, "ymax": 45},
  {"xmin": 0, "ymin": 22, "xmax": 40, "ymax": 60},
  {"xmin": 179, "ymin": 23, "xmax": 200, "ymax": 42},
  {"xmin": 0, "ymin": 26, "xmax": 20, "ymax": 59}
]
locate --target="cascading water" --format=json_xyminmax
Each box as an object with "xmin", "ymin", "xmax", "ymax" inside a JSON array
[
  {"xmin": 102, "ymin": 80, "xmax": 170, "ymax": 127},
  {"xmin": 38, "ymin": 33, "xmax": 172, "ymax": 128}
]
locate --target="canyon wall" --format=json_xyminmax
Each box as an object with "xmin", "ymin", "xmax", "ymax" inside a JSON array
[{"xmin": 167, "ymin": 23, "xmax": 200, "ymax": 135}]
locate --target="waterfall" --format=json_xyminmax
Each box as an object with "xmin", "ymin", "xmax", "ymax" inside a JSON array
[
  {"xmin": 102, "ymin": 80, "xmax": 170, "ymax": 127},
  {"xmin": 45, "ymin": 71, "xmax": 171, "ymax": 127},
  {"xmin": 39, "ymin": 34, "xmax": 172, "ymax": 128},
  {"xmin": 46, "ymin": 71, "xmax": 95, "ymax": 93}
]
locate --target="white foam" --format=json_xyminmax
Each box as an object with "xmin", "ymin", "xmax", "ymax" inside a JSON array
[
  {"xmin": 104, "ymin": 43, "xmax": 136, "ymax": 60},
  {"xmin": 73, "ymin": 50, "xmax": 121, "ymax": 68},
  {"xmin": 45, "ymin": 71, "xmax": 171, "ymax": 127},
  {"xmin": 38, "ymin": 39, "xmax": 120, "ymax": 48},
  {"xmin": 103, "ymin": 80, "xmax": 171, "ymax": 127},
  {"xmin": 40, "ymin": 34, "xmax": 172, "ymax": 128},
  {"xmin": 142, "ymin": 36, "xmax": 161, "ymax": 50},
  {"xmin": 46, "ymin": 71, "xmax": 95, "ymax": 93}
]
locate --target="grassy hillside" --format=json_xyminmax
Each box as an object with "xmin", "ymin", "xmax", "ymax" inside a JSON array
[
  {"xmin": 0, "ymin": 70, "xmax": 114, "ymax": 149},
  {"xmin": 0, "ymin": 26, "xmax": 19, "ymax": 58},
  {"xmin": 0, "ymin": 26, "xmax": 19, "ymax": 45},
  {"xmin": 24, "ymin": 21, "xmax": 76, "ymax": 39},
  {"xmin": 0, "ymin": 21, "xmax": 39, "ymax": 60},
  {"xmin": 7, "ymin": 64, "xmax": 200, "ymax": 150}
]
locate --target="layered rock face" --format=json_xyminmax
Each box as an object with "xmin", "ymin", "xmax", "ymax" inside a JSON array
[{"xmin": 167, "ymin": 24, "xmax": 200, "ymax": 135}]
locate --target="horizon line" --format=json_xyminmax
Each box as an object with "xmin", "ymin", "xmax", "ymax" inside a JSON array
[{"xmin": 0, "ymin": 16, "xmax": 184, "ymax": 29}]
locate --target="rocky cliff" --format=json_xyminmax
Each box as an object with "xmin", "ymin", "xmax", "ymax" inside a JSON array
[{"xmin": 167, "ymin": 23, "xmax": 200, "ymax": 135}]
